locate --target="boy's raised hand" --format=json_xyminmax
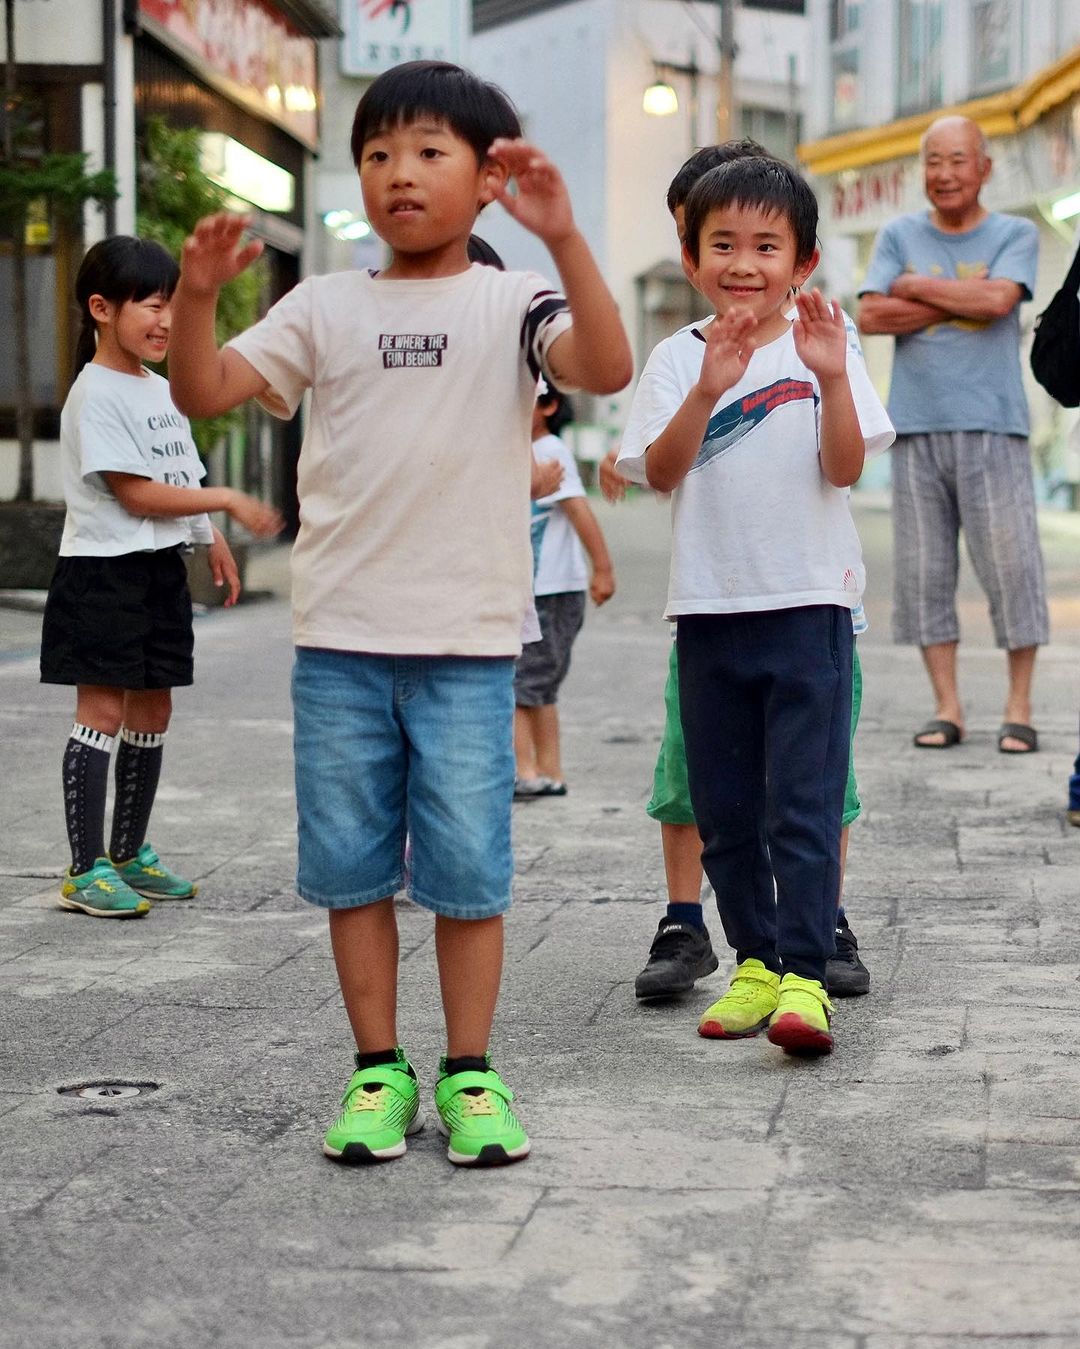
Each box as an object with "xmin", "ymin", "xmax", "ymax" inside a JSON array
[
  {"xmin": 181, "ymin": 213, "xmax": 264, "ymax": 296},
  {"xmin": 698, "ymin": 307, "xmax": 756, "ymax": 402},
  {"xmin": 488, "ymin": 140, "xmax": 575, "ymax": 247},
  {"xmin": 792, "ymin": 289, "xmax": 848, "ymax": 380}
]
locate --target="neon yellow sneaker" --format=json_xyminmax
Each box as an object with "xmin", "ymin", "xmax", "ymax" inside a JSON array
[
  {"xmin": 434, "ymin": 1058, "xmax": 530, "ymax": 1167},
  {"xmin": 112, "ymin": 843, "xmax": 197, "ymax": 900},
  {"xmin": 697, "ymin": 958, "xmax": 780, "ymax": 1039},
  {"xmin": 59, "ymin": 859, "xmax": 151, "ymax": 918},
  {"xmin": 767, "ymin": 973, "xmax": 834, "ymax": 1057},
  {"xmin": 322, "ymin": 1050, "xmax": 422, "ymax": 1163}
]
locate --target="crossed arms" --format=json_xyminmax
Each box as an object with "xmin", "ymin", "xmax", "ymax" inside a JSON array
[{"xmin": 857, "ymin": 271, "xmax": 1024, "ymax": 336}]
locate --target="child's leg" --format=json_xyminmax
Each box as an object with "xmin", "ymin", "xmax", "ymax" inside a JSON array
[
  {"xmin": 109, "ymin": 688, "xmax": 172, "ymax": 864},
  {"xmin": 329, "ymin": 898, "xmax": 401, "ymax": 1052},
  {"xmin": 64, "ymin": 685, "xmax": 126, "ymax": 873},
  {"xmin": 662, "ymin": 822, "xmax": 705, "ymax": 904},
  {"xmin": 404, "ymin": 656, "xmax": 528, "ymax": 1164},
  {"xmin": 513, "ymin": 705, "xmax": 539, "ymax": 779},
  {"xmin": 435, "ymin": 913, "xmax": 504, "ymax": 1056},
  {"xmin": 676, "ymin": 615, "xmax": 777, "ymax": 968},
  {"xmin": 529, "ymin": 704, "xmax": 562, "ymax": 783},
  {"xmin": 763, "ymin": 607, "xmax": 852, "ymax": 986}
]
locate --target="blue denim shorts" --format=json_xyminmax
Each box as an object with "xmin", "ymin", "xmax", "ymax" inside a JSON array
[{"xmin": 292, "ymin": 648, "xmax": 515, "ymax": 918}]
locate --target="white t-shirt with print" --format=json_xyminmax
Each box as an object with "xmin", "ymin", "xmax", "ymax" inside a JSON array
[
  {"xmin": 229, "ymin": 264, "xmax": 572, "ymax": 657},
  {"xmin": 58, "ymin": 364, "xmax": 213, "ymax": 557},
  {"xmin": 531, "ymin": 432, "xmax": 588, "ymax": 596},
  {"xmin": 617, "ymin": 320, "xmax": 894, "ymax": 617}
]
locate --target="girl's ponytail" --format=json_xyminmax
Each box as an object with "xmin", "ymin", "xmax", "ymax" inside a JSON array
[{"xmin": 73, "ymin": 309, "xmax": 98, "ymax": 376}]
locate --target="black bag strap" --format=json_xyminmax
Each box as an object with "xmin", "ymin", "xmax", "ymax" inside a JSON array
[{"xmin": 1052, "ymin": 236, "xmax": 1080, "ymax": 308}]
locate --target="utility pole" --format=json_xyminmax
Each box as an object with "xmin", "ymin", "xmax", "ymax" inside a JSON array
[{"xmin": 715, "ymin": 0, "xmax": 738, "ymax": 144}]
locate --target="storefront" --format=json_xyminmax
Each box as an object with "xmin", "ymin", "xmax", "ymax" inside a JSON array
[
  {"xmin": 0, "ymin": 0, "xmax": 337, "ymax": 527},
  {"xmin": 800, "ymin": 46, "xmax": 1080, "ymax": 504}
]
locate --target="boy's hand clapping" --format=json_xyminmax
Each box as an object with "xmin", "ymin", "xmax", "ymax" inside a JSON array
[
  {"xmin": 488, "ymin": 140, "xmax": 575, "ymax": 247},
  {"xmin": 697, "ymin": 307, "xmax": 757, "ymax": 402},
  {"xmin": 181, "ymin": 213, "xmax": 264, "ymax": 296},
  {"xmin": 792, "ymin": 289, "xmax": 848, "ymax": 381}
]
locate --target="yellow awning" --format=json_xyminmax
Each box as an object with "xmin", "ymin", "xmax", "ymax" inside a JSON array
[{"xmin": 799, "ymin": 45, "xmax": 1080, "ymax": 176}]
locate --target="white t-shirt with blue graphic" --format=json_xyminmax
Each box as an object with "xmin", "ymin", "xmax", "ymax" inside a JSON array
[{"xmin": 617, "ymin": 321, "xmax": 894, "ymax": 619}]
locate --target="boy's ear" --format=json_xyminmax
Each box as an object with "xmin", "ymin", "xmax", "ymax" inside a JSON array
[
  {"xmin": 479, "ymin": 155, "xmax": 510, "ymax": 207},
  {"xmin": 680, "ymin": 239, "xmax": 699, "ymax": 286},
  {"xmin": 793, "ymin": 245, "xmax": 821, "ymax": 291}
]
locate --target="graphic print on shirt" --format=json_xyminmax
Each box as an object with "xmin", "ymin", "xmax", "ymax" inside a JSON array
[
  {"xmin": 379, "ymin": 332, "xmax": 448, "ymax": 368},
  {"xmin": 691, "ymin": 377, "xmax": 818, "ymax": 474}
]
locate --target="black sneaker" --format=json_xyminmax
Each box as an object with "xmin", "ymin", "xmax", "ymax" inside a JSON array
[
  {"xmin": 634, "ymin": 917, "xmax": 719, "ymax": 999},
  {"xmin": 826, "ymin": 920, "xmax": 870, "ymax": 997}
]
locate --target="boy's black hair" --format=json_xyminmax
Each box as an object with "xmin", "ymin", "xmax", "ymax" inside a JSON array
[
  {"xmin": 665, "ymin": 139, "xmax": 771, "ymax": 214},
  {"xmin": 466, "ymin": 234, "xmax": 506, "ymax": 269},
  {"xmin": 350, "ymin": 61, "xmax": 522, "ymax": 167},
  {"xmin": 682, "ymin": 156, "xmax": 818, "ymax": 267},
  {"xmin": 538, "ymin": 384, "xmax": 573, "ymax": 437},
  {"xmin": 73, "ymin": 235, "xmax": 180, "ymax": 375}
]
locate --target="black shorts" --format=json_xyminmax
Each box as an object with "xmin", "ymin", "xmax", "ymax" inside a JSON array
[
  {"xmin": 39, "ymin": 547, "xmax": 195, "ymax": 689},
  {"xmin": 514, "ymin": 591, "xmax": 586, "ymax": 707}
]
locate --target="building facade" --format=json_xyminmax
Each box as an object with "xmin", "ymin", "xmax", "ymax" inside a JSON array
[
  {"xmin": 801, "ymin": 0, "xmax": 1080, "ymax": 503},
  {"xmin": 1, "ymin": 0, "xmax": 339, "ymax": 526}
]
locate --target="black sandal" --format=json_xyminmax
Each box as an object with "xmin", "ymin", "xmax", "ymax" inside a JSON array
[{"xmin": 913, "ymin": 719, "xmax": 962, "ymax": 749}]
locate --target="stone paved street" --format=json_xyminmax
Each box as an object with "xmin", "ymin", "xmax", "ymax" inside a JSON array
[{"xmin": 1, "ymin": 495, "xmax": 1079, "ymax": 1348}]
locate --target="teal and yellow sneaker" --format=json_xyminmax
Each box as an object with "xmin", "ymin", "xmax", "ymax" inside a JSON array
[
  {"xmin": 697, "ymin": 958, "xmax": 780, "ymax": 1038},
  {"xmin": 767, "ymin": 973, "xmax": 834, "ymax": 1057},
  {"xmin": 322, "ymin": 1050, "xmax": 422, "ymax": 1163},
  {"xmin": 59, "ymin": 859, "xmax": 151, "ymax": 918},
  {"xmin": 112, "ymin": 843, "xmax": 197, "ymax": 900},
  {"xmin": 434, "ymin": 1058, "xmax": 530, "ymax": 1167}
]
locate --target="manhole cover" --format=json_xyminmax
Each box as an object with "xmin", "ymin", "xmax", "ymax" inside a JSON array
[{"xmin": 57, "ymin": 1080, "xmax": 159, "ymax": 1099}]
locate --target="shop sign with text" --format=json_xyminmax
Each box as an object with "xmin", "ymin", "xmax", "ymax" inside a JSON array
[
  {"xmin": 137, "ymin": 0, "xmax": 319, "ymax": 148},
  {"xmin": 341, "ymin": 0, "xmax": 467, "ymax": 77}
]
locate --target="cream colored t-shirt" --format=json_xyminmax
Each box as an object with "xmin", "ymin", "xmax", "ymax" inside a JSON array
[{"xmin": 229, "ymin": 264, "xmax": 572, "ymax": 656}]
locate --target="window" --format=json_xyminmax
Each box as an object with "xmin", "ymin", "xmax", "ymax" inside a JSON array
[
  {"xmin": 740, "ymin": 105, "xmax": 802, "ymax": 161},
  {"xmin": 971, "ymin": 0, "xmax": 1022, "ymax": 92},
  {"xmin": 897, "ymin": 0, "xmax": 943, "ymax": 114},
  {"xmin": 831, "ymin": 46, "xmax": 860, "ymax": 128},
  {"xmin": 830, "ymin": 0, "xmax": 862, "ymax": 41}
]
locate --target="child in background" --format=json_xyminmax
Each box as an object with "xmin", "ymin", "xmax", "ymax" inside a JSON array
[
  {"xmin": 40, "ymin": 236, "xmax": 282, "ymax": 919},
  {"xmin": 168, "ymin": 61, "xmax": 631, "ymax": 1164},
  {"xmin": 514, "ymin": 382, "xmax": 615, "ymax": 797},
  {"xmin": 607, "ymin": 143, "xmax": 874, "ymax": 1003},
  {"xmin": 617, "ymin": 156, "xmax": 893, "ymax": 1055}
]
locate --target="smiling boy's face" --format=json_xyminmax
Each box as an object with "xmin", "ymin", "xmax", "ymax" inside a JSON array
[
  {"xmin": 358, "ymin": 119, "xmax": 505, "ymax": 273},
  {"xmin": 684, "ymin": 201, "xmax": 818, "ymax": 341}
]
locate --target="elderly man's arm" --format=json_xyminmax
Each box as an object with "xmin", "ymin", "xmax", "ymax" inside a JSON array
[
  {"xmin": 857, "ymin": 292, "xmax": 951, "ymax": 335},
  {"xmin": 889, "ymin": 272, "xmax": 1023, "ymax": 321}
]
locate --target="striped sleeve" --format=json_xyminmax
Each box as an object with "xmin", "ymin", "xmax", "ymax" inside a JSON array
[{"xmin": 519, "ymin": 283, "xmax": 575, "ymax": 389}]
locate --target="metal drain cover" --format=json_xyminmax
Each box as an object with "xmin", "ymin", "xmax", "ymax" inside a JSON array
[{"xmin": 57, "ymin": 1081, "xmax": 159, "ymax": 1099}]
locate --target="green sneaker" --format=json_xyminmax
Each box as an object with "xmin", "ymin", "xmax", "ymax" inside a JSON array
[
  {"xmin": 59, "ymin": 859, "xmax": 151, "ymax": 918},
  {"xmin": 434, "ymin": 1058, "xmax": 530, "ymax": 1167},
  {"xmin": 767, "ymin": 973, "xmax": 834, "ymax": 1057},
  {"xmin": 322, "ymin": 1050, "xmax": 422, "ymax": 1163},
  {"xmin": 112, "ymin": 843, "xmax": 197, "ymax": 900},
  {"xmin": 697, "ymin": 958, "xmax": 781, "ymax": 1039}
]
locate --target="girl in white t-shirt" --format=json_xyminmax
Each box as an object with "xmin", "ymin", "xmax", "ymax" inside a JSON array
[{"xmin": 40, "ymin": 237, "xmax": 281, "ymax": 918}]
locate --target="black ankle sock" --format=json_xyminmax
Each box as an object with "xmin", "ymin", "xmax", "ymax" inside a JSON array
[
  {"xmin": 63, "ymin": 725, "xmax": 113, "ymax": 874},
  {"xmin": 354, "ymin": 1047, "xmax": 412, "ymax": 1075},
  {"xmin": 444, "ymin": 1054, "xmax": 489, "ymax": 1078},
  {"xmin": 109, "ymin": 729, "xmax": 165, "ymax": 863}
]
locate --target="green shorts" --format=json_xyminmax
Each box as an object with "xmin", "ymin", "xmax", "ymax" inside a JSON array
[{"xmin": 646, "ymin": 639, "xmax": 863, "ymax": 828}]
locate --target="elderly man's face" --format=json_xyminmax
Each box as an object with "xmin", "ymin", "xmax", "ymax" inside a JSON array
[{"xmin": 922, "ymin": 123, "xmax": 990, "ymax": 219}]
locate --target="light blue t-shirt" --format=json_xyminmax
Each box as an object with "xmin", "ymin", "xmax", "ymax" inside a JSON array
[{"xmin": 860, "ymin": 210, "xmax": 1038, "ymax": 437}]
